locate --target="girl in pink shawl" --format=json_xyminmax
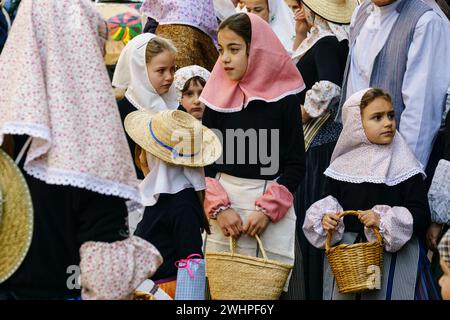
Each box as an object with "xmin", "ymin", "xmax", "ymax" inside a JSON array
[
  {"xmin": 200, "ymin": 12, "xmax": 306, "ymax": 299},
  {"xmin": 303, "ymin": 88, "xmax": 438, "ymax": 300}
]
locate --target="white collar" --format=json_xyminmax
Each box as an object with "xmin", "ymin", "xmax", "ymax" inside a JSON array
[
  {"xmin": 367, "ymin": 0, "xmax": 402, "ymax": 30},
  {"xmin": 139, "ymin": 153, "xmax": 205, "ymax": 206}
]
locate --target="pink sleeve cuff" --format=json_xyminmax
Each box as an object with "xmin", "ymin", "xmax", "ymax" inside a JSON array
[
  {"xmin": 204, "ymin": 177, "xmax": 231, "ymax": 218},
  {"xmin": 255, "ymin": 182, "xmax": 294, "ymax": 223}
]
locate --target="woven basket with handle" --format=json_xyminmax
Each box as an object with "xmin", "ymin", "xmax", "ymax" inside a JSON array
[
  {"xmin": 325, "ymin": 210, "xmax": 384, "ymax": 294},
  {"xmin": 205, "ymin": 235, "xmax": 293, "ymax": 300}
]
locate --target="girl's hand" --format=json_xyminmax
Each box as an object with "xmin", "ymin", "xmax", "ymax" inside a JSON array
[
  {"xmin": 216, "ymin": 208, "xmax": 243, "ymax": 238},
  {"xmin": 322, "ymin": 213, "xmax": 341, "ymax": 232},
  {"xmin": 294, "ymin": 7, "xmax": 309, "ymax": 37},
  {"xmin": 243, "ymin": 210, "xmax": 270, "ymax": 237},
  {"xmin": 357, "ymin": 210, "xmax": 381, "ymax": 228}
]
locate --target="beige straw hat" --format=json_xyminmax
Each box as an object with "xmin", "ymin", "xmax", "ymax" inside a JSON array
[
  {"xmin": 302, "ymin": 0, "xmax": 359, "ymax": 24},
  {"xmin": 124, "ymin": 110, "xmax": 222, "ymax": 167},
  {"xmin": 0, "ymin": 149, "xmax": 33, "ymax": 284}
]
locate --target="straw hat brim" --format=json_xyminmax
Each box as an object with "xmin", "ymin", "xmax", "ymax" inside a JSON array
[
  {"xmin": 302, "ymin": 0, "xmax": 359, "ymax": 24},
  {"xmin": 124, "ymin": 110, "xmax": 222, "ymax": 167},
  {"xmin": 0, "ymin": 149, "xmax": 33, "ymax": 284}
]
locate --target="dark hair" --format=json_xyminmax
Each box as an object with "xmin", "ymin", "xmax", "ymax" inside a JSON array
[
  {"xmin": 360, "ymin": 88, "xmax": 392, "ymax": 111},
  {"xmin": 218, "ymin": 13, "xmax": 252, "ymax": 49},
  {"xmin": 181, "ymin": 76, "xmax": 207, "ymax": 95}
]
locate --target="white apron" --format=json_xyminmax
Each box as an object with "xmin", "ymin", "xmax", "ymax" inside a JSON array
[{"xmin": 205, "ymin": 173, "xmax": 296, "ymax": 289}]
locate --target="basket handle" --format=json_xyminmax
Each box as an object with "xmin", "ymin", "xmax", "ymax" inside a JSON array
[
  {"xmin": 229, "ymin": 234, "xmax": 268, "ymax": 260},
  {"xmin": 324, "ymin": 210, "xmax": 383, "ymax": 252}
]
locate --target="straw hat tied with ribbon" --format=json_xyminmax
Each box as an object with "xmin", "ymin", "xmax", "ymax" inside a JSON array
[{"xmin": 124, "ymin": 110, "xmax": 222, "ymax": 167}]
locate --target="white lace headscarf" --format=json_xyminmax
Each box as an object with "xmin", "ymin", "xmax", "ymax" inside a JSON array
[{"xmin": 324, "ymin": 88, "xmax": 425, "ymax": 186}]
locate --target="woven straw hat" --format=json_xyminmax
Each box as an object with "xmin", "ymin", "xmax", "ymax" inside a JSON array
[
  {"xmin": 124, "ymin": 110, "xmax": 222, "ymax": 167},
  {"xmin": 0, "ymin": 149, "xmax": 33, "ymax": 283},
  {"xmin": 302, "ymin": 0, "xmax": 359, "ymax": 24}
]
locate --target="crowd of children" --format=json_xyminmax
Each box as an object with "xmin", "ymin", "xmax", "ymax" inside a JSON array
[{"xmin": 0, "ymin": 0, "xmax": 449, "ymax": 301}]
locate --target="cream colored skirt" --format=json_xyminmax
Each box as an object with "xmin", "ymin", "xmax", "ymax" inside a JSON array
[{"xmin": 205, "ymin": 173, "xmax": 296, "ymax": 289}]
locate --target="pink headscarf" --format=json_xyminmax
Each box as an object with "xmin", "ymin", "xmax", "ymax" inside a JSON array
[
  {"xmin": 324, "ymin": 89, "xmax": 425, "ymax": 186},
  {"xmin": 199, "ymin": 13, "xmax": 305, "ymax": 113},
  {"xmin": 0, "ymin": 0, "xmax": 139, "ymax": 201}
]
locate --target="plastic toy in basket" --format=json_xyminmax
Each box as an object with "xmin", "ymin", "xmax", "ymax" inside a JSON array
[{"xmin": 325, "ymin": 210, "xmax": 384, "ymax": 294}]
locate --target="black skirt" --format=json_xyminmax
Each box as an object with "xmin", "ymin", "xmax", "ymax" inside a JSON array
[
  {"xmin": 294, "ymin": 141, "xmax": 336, "ymax": 300},
  {"xmin": 0, "ymin": 142, "xmax": 128, "ymax": 299}
]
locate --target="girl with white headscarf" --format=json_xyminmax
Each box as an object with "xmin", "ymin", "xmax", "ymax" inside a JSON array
[
  {"xmin": 124, "ymin": 109, "xmax": 222, "ymax": 298},
  {"xmin": 0, "ymin": 0, "xmax": 161, "ymax": 300},
  {"xmin": 303, "ymin": 88, "xmax": 438, "ymax": 300},
  {"xmin": 112, "ymin": 33, "xmax": 178, "ymax": 179},
  {"xmin": 242, "ymin": 0, "xmax": 296, "ymax": 53}
]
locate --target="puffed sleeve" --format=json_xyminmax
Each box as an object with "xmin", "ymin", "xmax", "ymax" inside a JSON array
[
  {"xmin": 428, "ymin": 159, "xmax": 450, "ymax": 225},
  {"xmin": 364, "ymin": 205, "xmax": 413, "ymax": 253},
  {"xmin": 80, "ymin": 236, "xmax": 163, "ymax": 300},
  {"xmin": 255, "ymin": 181, "xmax": 293, "ymax": 223},
  {"xmin": 302, "ymin": 195, "xmax": 345, "ymax": 249},
  {"xmin": 204, "ymin": 177, "xmax": 231, "ymax": 218}
]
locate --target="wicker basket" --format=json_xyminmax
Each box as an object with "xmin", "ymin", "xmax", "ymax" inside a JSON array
[
  {"xmin": 206, "ymin": 235, "xmax": 293, "ymax": 300},
  {"xmin": 325, "ymin": 210, "xmax": 384, "ymax": 294}
]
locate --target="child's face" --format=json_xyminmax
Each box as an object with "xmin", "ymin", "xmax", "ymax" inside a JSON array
[
  {"xmin": 285, "ymin": 0, "xmax": 301, "ymax": 13},
  {"xmin": 218, "ymin": 27, "xmax": 249, "ymax": 82},
  {"xmin": 439, "ymin": 258, "xmax": 450, "ymax": 300},
  {"xmin": 361, "ymin": 97, "xmax": 396, "ymax": 145},
  {"xmin": 243, "ymin": 0, "xmax": 270, "ymax": 22},
  {"xmin": 146, "ymin": 50, "xmax": 176, "ymax": 95},
  {"xmin": 181, "ymin": 80, "xmax": 205, "ymax": 120}
]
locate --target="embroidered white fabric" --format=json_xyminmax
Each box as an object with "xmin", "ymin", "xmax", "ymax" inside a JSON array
[
  {"xmin": 303, "ymin": 80, "xmax": 341, "ymax": 118},
  {"xmin": 139, "ymin": 152, "xmax": 206, "ymax": 206},
  {"xmin": 366, "ymin": 205, "xmax": 413, "ymax": 253},
  {"xmin": 428, "ymin": 159, "xmax": 450, "ymax": 225},
  {"xmin": 213, "ymin": 0, "xmax": 237, "ymax": 21},
  {"xmin": 173, "ymin": 65, "xmax": 210, "ymax": 103},
  {"xmin": 325, "ymin": 89, "xmax": 425, "ymax": 186},
  {"xmin": 0, "ymin": 0, "xmax": 140, "ymax": 201},
  {"xmin": 302, "ymin": 195, "xmax": 345, "ymax": 249}
]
